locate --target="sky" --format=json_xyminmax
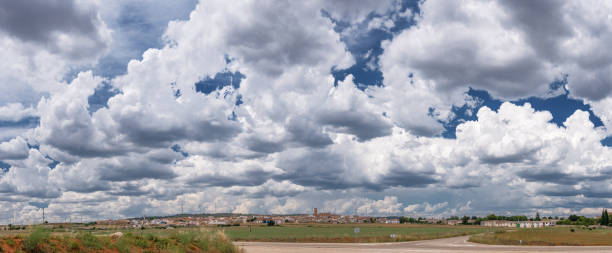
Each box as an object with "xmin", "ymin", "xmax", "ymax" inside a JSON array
[{"xmin": 1, "ymin": 0, "xmax": 612, "ymax": 224}]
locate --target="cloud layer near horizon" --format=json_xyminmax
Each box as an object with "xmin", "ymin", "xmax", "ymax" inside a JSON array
[{"xmin": 1, "ymin": 0, "xmax": 612, "ymax": 223}]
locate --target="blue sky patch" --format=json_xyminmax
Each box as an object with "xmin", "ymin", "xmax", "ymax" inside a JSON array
[
  {"xmin": 171, "ymin": 144, "xmax": 188, "ymax": 157},
  {"xmin": 0, "ymin": 116, "xmax": 39, "ymax": 128},
  {"xmin": 27, "ymin": 142, "xmax": 40, "ymax": 150},
  {"xmin": 328, "ymin": 0, "xmax": 420, "ymax": 90},
  {"xmin": 195, "ymin": 71, "xmax": 245, "ymax": 95},
  {"xmin": 0, "ymin": 161, "xmax": 9, "ymax": 173},
  {"xmin": 88, "ymin": 81, "xmax": 121, "ymax": 115},
  {"xmin": 602, "ymin": 136, "xmax": 612, "ymax": 147},
  {"xmin": 45, "ymin": 155, "xmax": 60, "ymax": 169}
]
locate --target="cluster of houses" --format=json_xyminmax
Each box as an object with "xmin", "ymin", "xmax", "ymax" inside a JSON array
[
  {"xmin": 96, "ymin": 215, "xmax": 401, "ymax": 229},
  {"xmin": 93, "ymin": 209, "xmax": 559, "ymax": 229},
  {"xmin": 480, "ymin": 220, "xmax": 557, "ymax": 228},
  {"xmin": 93, "ymin": 208, "xmax": 405, "ymax": 228},
  {"xmin": 92, "ymin": 215, "xmax": 559, "ymax": 229},
  {"xmin": 2, "ymin": 207, "xmax": 566, "ymax": 229}
]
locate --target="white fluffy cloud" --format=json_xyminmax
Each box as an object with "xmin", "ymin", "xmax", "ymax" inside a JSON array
[
  {"xmin": 381, "ymin": 0, "xmax": 612, "ymax": 104},
  {"xmin": 0, "ymin": 0, "xmax": 111, "ymax": 63},
  {"xmin": 0, "ymin": 103, "xmax": 37, "ymax": 122},
  {"xmin": 404, "ymin": 202, "xmax": 449, "ymax": 214},
  {"xmin": 0, "ymin": 137, "xmax": 29, "ymax": 160}
]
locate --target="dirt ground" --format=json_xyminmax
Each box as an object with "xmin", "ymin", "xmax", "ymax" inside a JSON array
[{"xmin": 235, "ymin": 235, "xmax": 612, "ymax": 253}]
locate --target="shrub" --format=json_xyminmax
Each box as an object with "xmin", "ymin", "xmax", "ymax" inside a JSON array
[
  {"xmin": 6, "ymin": 238, "xmax": 15, "ymax": 247},
  {"xmin": 76, "ymin": 232, "xmax": 102, "ymax": 250},
  {"xmin": 22, "ymin": 227, "xmax": 50, "ymax": 253},
  {"xmin": 144, "ymin": 233, "xmax": 170, "ymax": 250},
  {"xmin": 113, "ymin": 238, "xmax": 131, "ymax": 253},
  {"xmin": 153, "ymin": 237, "xmax": 171, "ymax": 250},
  {"xmin": 183, "ymin": 232, "xmax": 198, "ymax": 245},
  {"xmin": 133, "ymin": 235, "xmax": 150, "ymax": 248},
  {"xmin": 70, "ymin": 241, "xmax": 79, "ymax": 251}
]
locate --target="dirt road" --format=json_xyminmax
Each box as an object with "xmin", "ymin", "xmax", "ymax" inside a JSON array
[{"xmin": 235, "ymin": 235, "xmax": 612, "ymax": 253}]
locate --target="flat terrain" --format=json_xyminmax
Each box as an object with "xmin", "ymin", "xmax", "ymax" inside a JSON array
[
  {"xmin": 221, "ymin": 224, "xmax": 491, "ymax": 242},
  {"xmin": 469, "ymin": 226, "xmax": 612, "ymax": 246},
  {"xmin": 236, "ymin": 235, "xmax": 612, "ymax": 253},
  {"xmin": 0, "ymin": 227, "xmax": 242, "ymax": 253}
]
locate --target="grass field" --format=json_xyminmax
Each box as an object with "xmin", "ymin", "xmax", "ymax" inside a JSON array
[
  {"xmin": 0, "ymin": 223, "xmax": 495, "ymax": 247},
  {"xmin": 220, "ymin": 224, "xmax": 493, "ymax": 243},
  {"xmin": 469, "ymin": 226, "xmax": 612, "ymax": 246},
  {"xmin": 0, "ymin": 227, "xmax": 242, "ymax": 253}
]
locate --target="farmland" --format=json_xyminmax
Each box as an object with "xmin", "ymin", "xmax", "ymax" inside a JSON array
[
  {"xmin": 468, "ymin": 226, "xmax": 612, "ymax": 246},
  {"xmin": 221, "ymin": 223, "xmax": 493, "ymax": 242}
]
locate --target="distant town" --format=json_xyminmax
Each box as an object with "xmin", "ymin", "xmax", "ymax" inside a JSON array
[{"xmin": 4, "ymin": 208, "xmax": 609, "ymax": 230}]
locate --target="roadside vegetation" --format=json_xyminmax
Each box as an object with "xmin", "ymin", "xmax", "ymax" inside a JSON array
[
  {"xmin": 0, "ymin": 226, "xmax": 243, "ymax": 253},
  {"xmin": 469, "ymin": 226, "xmax": 612, "ymax": 246}
]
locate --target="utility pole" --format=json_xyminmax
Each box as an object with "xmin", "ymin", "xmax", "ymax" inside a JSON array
[{"xmin": 42, "ymin": 208, "xmax": 45, "ymax": 224}]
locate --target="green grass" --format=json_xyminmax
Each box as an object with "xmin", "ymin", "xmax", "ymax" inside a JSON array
[
  {"xmin": 5, "ymin": 238, "xmax": 15, "ymax": 247},
  {"xmin": 222, "ymin": 224, "xmax": 491, "ymax": 242},
  {"xmin": 22, "ymin": 227, "xmax": 50, "ymax": 253},
  {"xmin": 76, "ymin": 232, "xmax": 104, "ymax": 250},
  {"xmin": 469, "ymin": 226, "xmax": 612, "ymax": 246}
]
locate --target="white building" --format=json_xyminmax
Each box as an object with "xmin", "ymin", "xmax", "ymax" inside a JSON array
[{"xmin": 481, "ymin": 220, "xmax": 556, "ymax": 228}]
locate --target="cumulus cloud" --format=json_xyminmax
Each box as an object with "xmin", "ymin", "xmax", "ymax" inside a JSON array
[
  {"xmin": 0, "ymin": 0, "xmax": 112, "ymax": 145},
  {"xmin": 0, "ymin": 149, "xmax": 60, "ymax": 199},
  {"xmin": 381, "ymin": 0, "xmax": 612, "ymax": 104},
  {"xmin": 0, "ymin": 137, "xmax": 29, "ymax": 160},
  {"xmin": 0, "ymin": 103, "xmax": 37, "ymax": 122},
  {"xmin": 404, "ymin": 201, "xmax": 449, "ymax": 214},
  {"xmin": 381, "ymin": 0, "xmax": 558, "ymax": 101},
  {"xmin": 316, "ymin": 76, "xmax": 392, "ymax": 141},
  {"xmin": 0, "ymin": 0, "xmax": 111, "ymax": 62}
]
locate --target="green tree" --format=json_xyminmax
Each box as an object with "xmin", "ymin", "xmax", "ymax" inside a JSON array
[
  {"xmin": 535, "ymin": 212, "xmax": 541, "ymax": 221},
  {"xmin": 602, "ymin": 209, "xmax": 609, "ymax": 226},
  {"xmin": 461, "ymin": 216, "xmax": 469, "ymax": 224},
  {"xmin": 568, "ymin": 214, "xmax": 579, "ymax": 221}
]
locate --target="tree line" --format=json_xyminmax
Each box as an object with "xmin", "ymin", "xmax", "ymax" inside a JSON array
[{"xmin": 398, "ymin": 210, "xmax": 611, "ymax": 226}]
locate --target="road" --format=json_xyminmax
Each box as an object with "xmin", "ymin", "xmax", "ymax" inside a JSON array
[{"xmin": 235, "ymin": 235, "xmax": 612, "ymax": 253}]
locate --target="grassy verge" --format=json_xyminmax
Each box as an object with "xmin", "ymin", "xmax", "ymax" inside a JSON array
[
  {"xmin": 0, "ymin": 227, "xmax": 243, "ymax": 252},
  {"xmin": 469, "ymin": 226, "xmax": 612, "ymax": 246},
  {"xmin": 222, "ymin": 224, "xmax": 492, "ymax": 243}
]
